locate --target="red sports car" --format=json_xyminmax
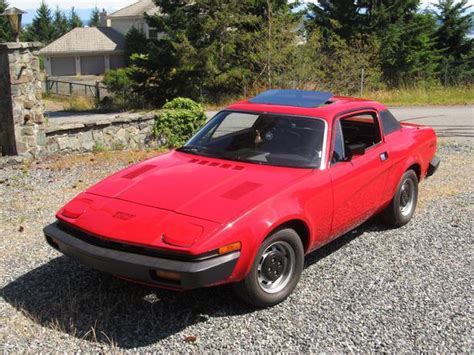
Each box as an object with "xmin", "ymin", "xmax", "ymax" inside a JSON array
[{"xmin": 44, "ymin": 90, "xmax": 440, "ymax": 307}]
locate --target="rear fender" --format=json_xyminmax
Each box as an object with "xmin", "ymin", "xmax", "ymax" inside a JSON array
[{"xmin": 385, "ymin": 155, "xmax": 422, "ymax": 203}]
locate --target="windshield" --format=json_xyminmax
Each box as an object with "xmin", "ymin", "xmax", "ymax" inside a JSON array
[{"xmin": 179, "ymin": 111, "xmax": 326, "ymax": 168}]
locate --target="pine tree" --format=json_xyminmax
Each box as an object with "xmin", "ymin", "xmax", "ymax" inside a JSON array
[
  {"xmin": 125, "ymin": 26, "xmax": 148, "ymax": 59},
  {"xmin": 68, "ymin": 7, "xmax": 83, "ymax": 29},
  {"xmin": 53, "ymin": 6, "xmax": 69, "ymax": 38},
  {"xmin": 0, "ymin": 0, "xmax": 12, "ymax": 42},
  {"xmin": 24, "ymin": 0, "xmax": 55, "ymax": 43},
  {"xmin": 433, "ymin": 0, "xmax": 473, "ymax": 84},
  {"xmin": 89, "ymin": 6, "xmax": 100, "ymax": 27},
  {"xmin": 132, "ymin": 0, "xmax": 299, "ymax": 103},
  {"xmin": 434, "ymin": 0, "xmax": 472, "ymax": 59},
  {"xmin": 305, "ymin": 0, "xmax": 366, "ymax": 39},
  {"xmin": 305, "ymin": 0, "xmax": 440, "ymax": 85}
]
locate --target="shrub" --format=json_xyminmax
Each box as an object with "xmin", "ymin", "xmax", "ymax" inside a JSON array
[
  {"xmin": 154, "ymin": 97, "xmax": 207, "ymax": 148},
  {"xmin": 102, "ymin": 68, "xmax": 145, "ymax": 110}
]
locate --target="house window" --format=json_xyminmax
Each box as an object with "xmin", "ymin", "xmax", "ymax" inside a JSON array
[{"xmin": 148, "ymin": 28, "xmax": 159, "ymax": 40}]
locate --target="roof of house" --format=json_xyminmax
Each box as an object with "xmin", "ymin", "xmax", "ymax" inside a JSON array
[
  {"xmin": 40, "ymin": 27, "xmax": 125, "ymax": 54},
  {"xmin": 108, "ymin": 0, "xmax": 159, "ymax": 18}
]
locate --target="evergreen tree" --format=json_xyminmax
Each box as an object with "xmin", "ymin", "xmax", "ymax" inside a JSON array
[
  {"xmin": 24, "ymin": 0, "xmax": 55, "ymax": 43},
  {"xmin": 53, "ymin": 6, "xmax": 69, "ymax": 38},
  {"xmin": 89, "ymin": 6, "xmax": 100, "ymax": 27},
  {"xmin": 305, "ymin": 0, "xmax": 366, "ymax": 39},
  {"xmin": 131, "ymin": 0, "xmax": 299, "ymax": 103},
  {"xmin": 125, "ymin": 26, "xmax": 148, "ymax": 60},
  {"xmin": 0, "ymin": 0, "xmax": 12, "ymax": 42},
  {"xmin": 305, "ymin": 0, "xmax": 440, "ymax": 85},
  {"xmin": 68, "ymin": 7, "xmax": 83, "ymax": 29},
  {"xmin": 434, "ymin": 0, "xmax": 472, "ymax": 59},
  {"xmin": 433, "ymin": 0, "xmax": 473, "ymax": 84}
]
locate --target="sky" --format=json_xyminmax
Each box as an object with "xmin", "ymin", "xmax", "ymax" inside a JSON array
[
  {"xmin": 14, "ymin": 0, "xmax": 474, "ymax": 11},
  {"xmin": 14, "ymin": 0, "xmax": 474, "ymax": 25}
]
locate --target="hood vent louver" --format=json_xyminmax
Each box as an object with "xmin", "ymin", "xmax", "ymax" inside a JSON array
[
  {"xmin": 122, "ymin": 165, "xmax": 155, "ymax": 179},
  {"xmin": 188, "ymin": 159, "xmax": 245, "ymax": 171},
  {"xmin": 221, "ymin": 182, "xmax": 262, "ymax": 200}
]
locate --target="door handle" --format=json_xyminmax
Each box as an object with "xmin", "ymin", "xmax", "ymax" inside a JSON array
[{"xmin": 380, "ymin": 151, "xmax": 389, "ymax": 161}]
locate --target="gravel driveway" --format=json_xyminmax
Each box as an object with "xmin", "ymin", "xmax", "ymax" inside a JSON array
[{"xmin": 0, "ymin": 142, "xmax": 472, "ymax": 352}]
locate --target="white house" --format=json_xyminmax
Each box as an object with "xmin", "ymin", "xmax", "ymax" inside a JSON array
[
  {"xmin": 107, "ymin": 0, "xmax": 160, "ymax": 40},
  {"xmin": 40, "ymin": 0, "xmax": 159, "ymax": 77}
]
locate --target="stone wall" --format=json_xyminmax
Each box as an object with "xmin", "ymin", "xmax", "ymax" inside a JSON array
[
  {"xmin": 44, "ymin": 112, "xmax": 157, "ymax": 154},
  {"xmin": 0, "ymin": 42, "xmax": 45, "ymax": 156}
]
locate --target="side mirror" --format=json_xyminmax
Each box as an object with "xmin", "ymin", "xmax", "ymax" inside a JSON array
[
  {"xmin": 347, "ymin": 143, "xmax": 366, "ymax": 156},
  {"xmin": 342, "ymin": 143, "xmax": 365, "ymax": 161}
]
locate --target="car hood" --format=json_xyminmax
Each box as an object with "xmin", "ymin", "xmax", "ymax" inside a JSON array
[{"xmin": 86, "ymin": 150, "xmax": 311, "ymax": 224}]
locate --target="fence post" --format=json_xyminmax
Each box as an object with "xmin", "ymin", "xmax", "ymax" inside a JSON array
[
  {"xmin": 95, "ymin": 81, "xmax": 100, "ymax": 102},
  {"xmin": 360, "ymin": 68, "xmax": 365, "ymax": 97},
  {"xmin": 55, "ymin": 81, "xmax": 59, "ymax": 94},
  {"xmin": 69, "ymin": 82, "xmax": 73, "ymax": 95}
]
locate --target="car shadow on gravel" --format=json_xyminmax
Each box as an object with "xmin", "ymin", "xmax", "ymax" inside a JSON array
[
  {"xmin": 1, "ymin": 218, "xmax": 388, "ymax": 349},
  {"xmin": 305, "ymin": 217, "xmax": 390, "ymax": 268}
]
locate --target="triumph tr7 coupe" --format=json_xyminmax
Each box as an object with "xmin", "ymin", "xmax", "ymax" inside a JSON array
[{"xmin": 44, "ymin": 90, "xmax": 440, "ymax": 307}]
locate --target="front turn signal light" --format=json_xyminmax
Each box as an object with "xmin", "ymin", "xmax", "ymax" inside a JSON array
[{"xmin": 218, "ymin": 242, "xmax": 241, "ymax": 255}]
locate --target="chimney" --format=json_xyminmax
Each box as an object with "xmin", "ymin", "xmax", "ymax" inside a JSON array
[{"xmin": 99, "ymin": 9, "xmax": 107, "ymax": 27}]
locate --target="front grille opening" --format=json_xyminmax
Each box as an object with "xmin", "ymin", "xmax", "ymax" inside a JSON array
[{"xmin": 56, "ymin": 221, "xmax": 215, "ymax": 261}]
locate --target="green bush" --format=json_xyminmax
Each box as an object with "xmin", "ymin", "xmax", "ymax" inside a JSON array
[
  {"xmin": 154, "ymin": 97, "xmax": 207, "ymax": 148},
  {"xmin": 102, "ymin": 68, "xmax": 146, "ymax": 110}
]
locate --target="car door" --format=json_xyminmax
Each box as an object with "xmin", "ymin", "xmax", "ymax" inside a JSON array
[{"xmin": 328, "ymin": 109, "xmax": 392, "ymax": 239}]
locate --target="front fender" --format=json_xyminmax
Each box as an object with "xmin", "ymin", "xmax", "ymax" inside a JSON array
[{"xmin": 200, "ymin": 175, "xmax": 332, "ymax": 281}]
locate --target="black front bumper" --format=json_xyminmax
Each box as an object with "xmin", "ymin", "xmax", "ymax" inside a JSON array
[
  {"xmin": 426, "ymin": 156, "xmax": 441, "ymax": 178},
  {"xmin": 43, "ymin": 222, "xmax": 239, "ymax": 289}
]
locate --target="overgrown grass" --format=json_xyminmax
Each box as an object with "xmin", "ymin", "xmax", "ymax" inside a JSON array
[
  {"xmin": 362, "ymin": 85, "xmax": 474, "ymax": 106},
  {"xmin": 43, "ymin": 93, "xmax": 97, "ymax": 112},
  {"xmin": 204, "ymin": 85, "xmax": 474, "ymax": 108}
]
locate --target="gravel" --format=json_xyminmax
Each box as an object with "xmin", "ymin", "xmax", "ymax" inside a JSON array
[{"xmin": 0, "ymin": 141, "xmax": 472, "ymax": 352}]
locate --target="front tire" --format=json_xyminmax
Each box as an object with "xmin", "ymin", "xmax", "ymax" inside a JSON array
[
  {"xmin": 233, "ymin": 228, "xmax": 304, "ymax": 308},
  {"xmin": 382, "ymin": 169, "xmax": 418, "ymax": 227}
]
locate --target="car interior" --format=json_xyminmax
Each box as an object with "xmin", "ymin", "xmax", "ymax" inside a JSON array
[
  {"xmin": 340, "ymin": 113, "xmax": 381, "ymax": 149},
  {"xmin": 332, "ymin": 112, "xmax": 382, "ymax": 164},
  {"xmin": 203, "ymin": 113, "xmax": 326, "ymax": 168}
]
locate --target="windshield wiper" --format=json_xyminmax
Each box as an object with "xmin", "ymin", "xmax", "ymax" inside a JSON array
[{"xmin": 176, "ymin": 145, "xmax": 216, "ymax": 156}]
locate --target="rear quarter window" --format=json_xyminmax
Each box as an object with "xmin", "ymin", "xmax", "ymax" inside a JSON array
[{"xmin": 380, "ymin": 110, "xmax": 401, "ymax": 135}]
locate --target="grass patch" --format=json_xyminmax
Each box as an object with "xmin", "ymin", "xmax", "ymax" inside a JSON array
[
  {"xmin": 43, "ymin": 93, "xmax": 97, "ymax": 112},
  {"xmin": 203, "ymin": 86, "xmax": 474, "ymax": 109},
  {"xmin": 363, "ymin": 86, "xmax": 474, "ymax": 106}
]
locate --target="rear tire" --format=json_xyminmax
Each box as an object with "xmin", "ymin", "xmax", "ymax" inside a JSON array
[
  {"xmin": 233, "ymin": 228, "xmax": 304, "ymax": 308},
  {"xmin": 382, "ymin": 169, "xmax": 418, "ymax": 227}
]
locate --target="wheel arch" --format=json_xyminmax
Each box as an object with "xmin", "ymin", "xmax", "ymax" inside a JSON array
[
  {"xmin": 407, "ymin": 162, "xmax": 421, "ymax": 181},
  {"xmin": 265, "ymin": 218, "xmax": 311, "ymax": 254}
]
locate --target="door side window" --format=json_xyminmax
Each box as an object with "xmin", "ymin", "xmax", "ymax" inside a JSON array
[
  {"xmin": 340, "ymin": 112, "xmax": 381, "ymax": 149},
  {"xmin": 332, "ymin": 111, "xmax": 382, "ymax": 164}
]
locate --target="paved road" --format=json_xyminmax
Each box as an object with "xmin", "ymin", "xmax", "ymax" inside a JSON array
[
  {"xmin": 207, "ymin": 106, "xmax": 473, "ymax": 142},
  {"xmin": 390, "ymin": 106, "xmax": 473, "ymax": 141}
]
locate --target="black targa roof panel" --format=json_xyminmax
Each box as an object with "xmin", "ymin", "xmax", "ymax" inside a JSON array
[{"xmin": 249, "ymin": 89, "xmax": 333, "ymax": 108}]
